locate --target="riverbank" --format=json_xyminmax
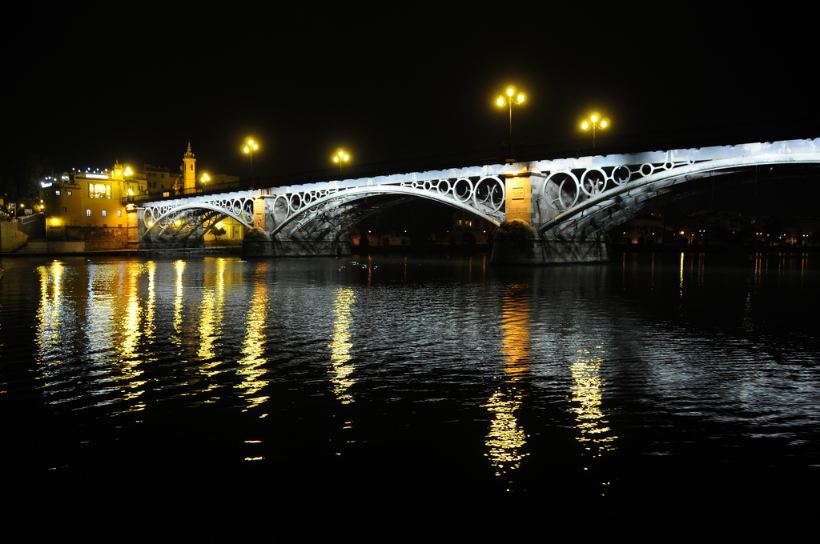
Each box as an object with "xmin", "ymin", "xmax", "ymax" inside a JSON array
[{"xmin": 0, "ymin": 245, "xmax": 243, "ymax": 258}]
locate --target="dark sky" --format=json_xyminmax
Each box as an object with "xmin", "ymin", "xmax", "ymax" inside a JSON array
[{"xmin": 4, "ymin": 7, "xmax": 820, "ymax": 191}]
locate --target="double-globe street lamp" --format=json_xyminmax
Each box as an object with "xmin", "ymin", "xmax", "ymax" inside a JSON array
[
  {"xmin": 332, "ymin": 148, "xmax": 351, "ymax": 175},
  {"xmin": 242, "ymin": 137, "xmax": 260, "ymax": 178},
  {"xmin": 495, "ymin": 85, "xmax": 526, "ymax": 159},
  {"xmin": 580, "ymin": 112, "xmax": 610, "ymax": 149}
]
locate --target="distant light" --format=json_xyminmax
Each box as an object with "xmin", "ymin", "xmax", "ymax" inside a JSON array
[
  {"xmin": 600, "ymin": 119, "xmax": 609, "ymax": 129},
  {"xmin": 516, "ymin": 93, "xmax": 526, "ymax": 104},
  {"xmin": 590, "ymin": 113, "xmax": 600, "ymax": 123},
  {"xmin": 496, "ymin": 96, "xmax": 505, "ymax": 107},
  {"xmin": 581, "ymin": 120, "xmax": 590, "ymax": 131},
  {"xmin": 506, "ymin": 86, "xmax": 515, "ymax": 97}
]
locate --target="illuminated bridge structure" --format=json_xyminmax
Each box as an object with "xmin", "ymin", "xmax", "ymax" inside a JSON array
[{"xmin": 137, "ymin": 138, "xmax": 820, "ymax": 263}]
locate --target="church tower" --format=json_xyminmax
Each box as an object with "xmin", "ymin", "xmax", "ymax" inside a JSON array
[{"xmin": 182, "ymin": 142, "xmax": 196, "ymax": 193}]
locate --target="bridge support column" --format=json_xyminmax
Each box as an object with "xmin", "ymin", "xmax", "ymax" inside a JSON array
[{"xmin": 243, "ymin": 196, "xmax": 353, "ymax": 258}]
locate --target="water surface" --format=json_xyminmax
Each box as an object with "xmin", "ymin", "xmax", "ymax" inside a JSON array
[{"xmin": 1, "ymin": 253, "xmax": 819, "ymax": 535}]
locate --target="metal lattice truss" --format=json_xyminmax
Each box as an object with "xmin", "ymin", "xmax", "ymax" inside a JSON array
[
  {"xmin": 142, "ymin": 193, "xmax": 256, "ymax": 239},
  {"xmin": 265, "ymin": 175, "xmax": 506, "ymax": 235},
  {"xmin": 135, "ymin": 139, "xmax": 820, "ymax": 243},
  {"xmin": 533, "ymin": 139, "xmax": 820, "ymax": 236}
]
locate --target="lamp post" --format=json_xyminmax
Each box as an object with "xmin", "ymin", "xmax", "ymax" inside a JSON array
[
  {"xmin": 495, "ymin": 85, "xmax": 526, "ymax": 159},
  {"xmin": 580, "ymin": 112, "xmax": 610, "ymax": 150},
  {"xmin": 242, "ymin": 137, "xmax": 259, "ymax": 179},
  {"xmin": 332, "ymin": 148, "xmax": 351, "ymax": 176},
  {"xmin": 200, "ymin": 172, "xmax": 211, "ymax": 192}
]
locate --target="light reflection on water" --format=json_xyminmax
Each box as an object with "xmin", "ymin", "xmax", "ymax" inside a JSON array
[
  {"xmin": 4, "ymin": 253, "xmax": 820, "ymax": 508},
  {"xmin": 236, "ymin": 262, "xmax": 270, "ymax": 413},
  {"xmin": 484, "ymin": 283, "xmax": 530, "ymax": 481},
  {"xmin": 329, "ymin": 287, "xmax": 356, "ymax": 405}
]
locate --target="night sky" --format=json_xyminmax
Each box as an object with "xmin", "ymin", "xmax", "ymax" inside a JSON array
[{"xmin": 4, "ymin": 7, "xmax": 820, "ymax": 195}]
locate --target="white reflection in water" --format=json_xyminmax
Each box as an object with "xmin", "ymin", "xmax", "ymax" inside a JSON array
[
  {"xmin": 236, "ymin": 263, "xmax": 269, "ymax": 412},
  {"xmin": 329, "ymin": 287, "xmax": 356, "ymax": 405},
  {"xmin": 484, "ymin": 284, "xmax": 529, "ymax": 481}
]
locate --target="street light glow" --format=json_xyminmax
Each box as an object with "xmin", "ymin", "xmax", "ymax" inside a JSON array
[
  {"xmin": 242, "ymin": 136, "xmax": 260, "ymax": 177},
  {"xmin": 332, "ymin": 148, "xmax": 352, "ymax": 173},
  {"xmin": 579, "ymin": 111, "xmax": 611, "ymax": 149},
  {"xmin": 496, "ymin": 84, "xmax": 527, "ymax": 158}
]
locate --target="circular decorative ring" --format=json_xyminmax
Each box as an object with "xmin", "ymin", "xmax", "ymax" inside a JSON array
[
  {"xmin": 437, "ymin": 179, "xmax": 451, "ymax": 195},
  {"xmin": 580, "ymin": 168, "xmax": 608, "ymax": 197},
  {"xmin": 453, "ymin": 178, "xmax": 474, "ymax": 202},
  {"xmin": 543, "ymin": 171, "xmax": 580, "ymax": 210},
  {"xmin": 473, "ymin": 177, "xmax": 505, "ymax": 212},
  {"xmin": 612, "ymin": 165, "xmax": 632, "ymax": 185},
  {"xmin": 272, "ymin": 195, "xmax": 290, "ymax": 220},
  {"xmin": 640, "ymin": 163, "xmax": 654, "ymax": 177}
]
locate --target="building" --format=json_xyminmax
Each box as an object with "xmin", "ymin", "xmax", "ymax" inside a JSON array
[
  {"xmin": 43, "ymin": 162, "xmax": 147, "ymax": 230},
  {"xmin": 144, "ymin": 164, "xmax": 177, "ymax": 196}
]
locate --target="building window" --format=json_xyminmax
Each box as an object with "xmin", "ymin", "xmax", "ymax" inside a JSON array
[
  {"xmin": 117, "ymin": 210, "xmax": 122, "ymax": 217},
  {"xmin": 86, "ymin": 209, "xmax": 92, "ymax": 217},
  {"xmin": 55, "ymin": 190, "xmax": 61, "ymax": 196},
  {"xmin": 101, "ymin": 210, "xmax": 107, "ymax": 217},
  {"xmin": 89, "ymin": 183, "xmax": 111, "ymax": 199},
  {"xmin": 67, "ymin": 191, "xmax": 72, "ymax": 197}
]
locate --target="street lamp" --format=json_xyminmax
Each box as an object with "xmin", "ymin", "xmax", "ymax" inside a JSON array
[
  {"xmin": 580, "ymin": 112, "xmax": 610, "ymax": 150},
  {"xmin": 495, "ymin": 85, "xmax": 526, "ymax": 158},
  {"xmin": 332, "ymin": 148, "xmax": 351, "ymax": 175},
  {"xmin": 200, "ymin": 172, "xmax": 211, "ymax": 191},
  {"xmin": 242, "ymin": 137, "xmax": 259, "ymax": 178}
]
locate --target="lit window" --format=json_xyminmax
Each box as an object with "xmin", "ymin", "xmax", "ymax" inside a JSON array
[
  {"xmin": 86, "ymin": 209, "xmax": 91, "ymax": 217},
  {"xmin": 89, "ymin": 183, "xmax": 111, "ymax": 199},
  {"xmin": 55, "ymin": 190, "xmax": 61, "ymax": 196},
  {"xmin": 67, "ymin": 191, "xmax": 72, "ymax": 197},
  {"xmin": 117, "ymin": 210, "xmax": 122, "ymax": 217},
  {"xmin": 101, "ymin": 210, "xmax": 107, "ymax": 217}
]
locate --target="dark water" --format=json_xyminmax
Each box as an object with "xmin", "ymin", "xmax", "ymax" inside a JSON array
[{"xmin": 1, "ymin": 253, "xmax": 819, "ymax": 537}]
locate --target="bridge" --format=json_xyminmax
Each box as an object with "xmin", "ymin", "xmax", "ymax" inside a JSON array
[{"xmin": 136, "ymin": 138, "xmax": 820, "ymax": 263}]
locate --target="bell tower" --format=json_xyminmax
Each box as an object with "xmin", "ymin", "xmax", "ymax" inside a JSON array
[{"xmin": 182, "ymin": 142, "xmax": 196, "ymax": 193}]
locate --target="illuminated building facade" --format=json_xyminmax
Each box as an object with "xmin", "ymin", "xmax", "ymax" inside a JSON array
[{"xmin": 43, "ymin": 161, "xmax": 147, "ymax": 231}]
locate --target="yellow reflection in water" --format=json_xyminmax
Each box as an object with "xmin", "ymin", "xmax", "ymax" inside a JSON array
[
  {"xmin": 118, "ymin": 262, "xmax": 147, "ymax": 411},
  {"xmin": 143, "ymin": 261, "xmax": 156, "ymax": 341},
  {"xmin": 172, "ymin": 260, "xmax": 186, "ymax": 345},
  {"xmin": 329, "ymin": 287, "xmax": 356, "ymax": 405},
  {"xmin": 36, "ymin": 261, "xmax": 64, "ymax": 357},
  {"xmin": 570, "ymin": 346, "xmax": 616, "ymax": 458},
  {"xmin": 484, "ymin": 284, "xmax": 530, "ymax": 479},
  {"xmin": 237, "ymin": 264, "xmax": 269, "ymax": 411},
  {"xmin": 198, "ymin": 258, "xmax": 226, "ymax": 365},
  {"xmin": 678, "ymin": 251, "xmax": 685, "ymax": 298}
]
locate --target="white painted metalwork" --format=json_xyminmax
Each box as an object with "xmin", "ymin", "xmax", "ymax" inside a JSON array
[{"xmin": 136, "ymin": 138, "xmax": 820, "ymax": 242}]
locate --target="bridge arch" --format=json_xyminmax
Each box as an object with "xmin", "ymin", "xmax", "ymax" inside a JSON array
[
  {"xmin": 142, "ymin": 200, "xmax": 255, "ymax": 238},
  {"xmin": 266, "ymin": 180, "xmax": 505, "ymax": 237},
  {"xmin": 538, "ymin": 154, "xmax": 820, "ymax": 238}
]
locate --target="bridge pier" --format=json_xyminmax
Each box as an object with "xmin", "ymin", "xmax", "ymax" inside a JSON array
[
  {"xmin": 243, "ymin": 236, "xmax": 352, "ymax": 257},
  {"xmin": 490, "ymin": 221, "xmax": 608, "ymax": 265}
]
